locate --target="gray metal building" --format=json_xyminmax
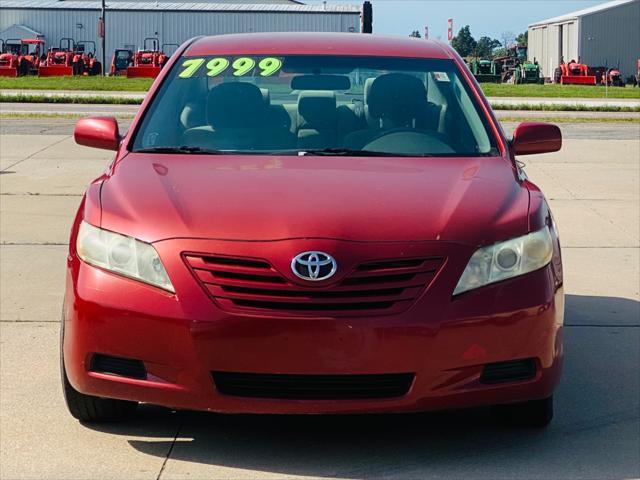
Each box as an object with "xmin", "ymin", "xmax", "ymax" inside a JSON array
[
  {"xmin": 528, "ymin": 0, "xmax": 640, "ymax": 78},
  {"xmin": 0, "ymin": 1, "xmax": 361, "ymax": 63}
]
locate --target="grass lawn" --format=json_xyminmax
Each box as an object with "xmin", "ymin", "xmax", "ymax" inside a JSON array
[
  {"xmin": 0, "ymin": 76, "xmax": 153, "ymax": 92},
  {"xmin": 481, "ymin": 83, "xmax": 640, "ymax": 99},
  {"xmin": 0, "ymin": 93, "xmax": 142, "ymax": 104}
]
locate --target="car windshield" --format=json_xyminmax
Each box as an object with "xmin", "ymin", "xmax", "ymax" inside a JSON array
[{"xmin": 132, "ymin": 55, "xmax": 499, "ymax": 157}]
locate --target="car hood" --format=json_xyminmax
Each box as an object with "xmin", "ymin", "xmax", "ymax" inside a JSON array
[{"xmin": 99, "ymin": 153, "xmax": 528, "ymax": 245}]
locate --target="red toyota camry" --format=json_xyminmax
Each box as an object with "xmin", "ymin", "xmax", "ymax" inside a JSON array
[{"xmin": 62, "ymin": 33, "xmax": 564, "ymax": 427}]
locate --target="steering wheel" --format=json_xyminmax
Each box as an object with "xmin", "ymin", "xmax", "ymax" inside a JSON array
[{"xmin": 363, "ymin": 129, "xmax": 455, "ymax": 155}]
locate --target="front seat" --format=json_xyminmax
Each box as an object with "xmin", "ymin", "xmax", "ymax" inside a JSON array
[
  {"xmin": 182, "ymin": 82, "xmax": 266, "ymax": 150},
  {"xmin": 183, "ymin": 82, "xmax": 294, "ymax": 151},
  {"xmin": 343, "ymin": 73, "xmax": 429, "ymax": 149}
]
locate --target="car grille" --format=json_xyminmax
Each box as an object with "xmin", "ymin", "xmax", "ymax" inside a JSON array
[
  {"xmin": 183, "ymin": 253, "xmax": 444, "ymax": 316},
  {"xmin": 212, "ymin": 371, "xmax": 415, "ymax": 399}
]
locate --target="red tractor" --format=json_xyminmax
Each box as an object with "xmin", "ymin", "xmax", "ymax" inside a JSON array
[
  {"xmin": 75, "ymin": 40, "xmax": 102, "ymax": 75},
  {"xmin": 0, "ymin": 38, "xmax": 45, "ymax": 77},
  {"xmin": 39, "ymin": 38, "xmax": 77, "ymax": 76},
  {"xmin": 126, "ymin": 38, "xmax": 171, "ymax": 78},
  {"xmin": 602, "ymin": 68, "xmax": 625, "ymax": 87},
  {"xmin": 554, "ymin": 59, "xmax": 597, "ymax": 85},
  {"xmin": 599, "ymin": 63, "xmax": 625, "ymax": 87},
  {"xmin": 110, "ymin": 48, "xmax": 134, "ymax": 76}
]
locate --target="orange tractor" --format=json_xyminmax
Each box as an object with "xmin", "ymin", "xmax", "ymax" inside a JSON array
[
  {"xmin": 39, "ymin": 38, "xmax": 76, "ymax": 76},
  {"xmin": 554, "ymin": 59, "xmax": 597, "ymax": 85},
  {"xmin": 0, "ymin": 38, "xmax": 45, "ymax": 77},
  {"xmin": 126, "ymin": 38, "xmax": 173, "ymax": 78},
  {"xmin": 600, "ymin": 63, "xmax": 625, "ymax": 87},
  {"xmin": 39, "ymin": 38, "xmax": 102, "ymax": 76},
  {"xmin": 74, "ymin": 41, "xmax": 102, "ymax": 76}
]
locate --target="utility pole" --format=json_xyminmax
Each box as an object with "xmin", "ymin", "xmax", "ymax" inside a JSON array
[
  {"xmin": 362, "ymin": 1, "xmax": 373, "ymax": 34},
  {"xmin": 101, "ymin": 0, "xmax": 106, "ymax": 76}
]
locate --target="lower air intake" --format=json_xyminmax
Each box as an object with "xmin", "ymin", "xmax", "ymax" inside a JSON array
[
  {"xmin": 480, "ymin": 358, "xmax": 536, "ymax": 385},
  {"xmin": 212, "ymin": 371, "xmax": 414, "ymax": 400},
  {"xmin": 90, "ymin": 354, "xmax": 147, "ymax": 380}
]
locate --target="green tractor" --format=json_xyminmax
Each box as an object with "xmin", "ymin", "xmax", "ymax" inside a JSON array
[
  {"xmin": 494, "ymin": 45, "xmax": 543, "ymax": 84},
  {"xmin": 469, "ymin": 58, "xmax": 501, "ymax": 83},
  {"xmin": 515, "ymin": 59, "xmax": 544, "ymax": 84}
]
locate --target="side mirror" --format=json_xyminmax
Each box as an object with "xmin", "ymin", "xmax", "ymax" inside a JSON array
[
  {"xmin": 74, "ymin": 116, "xmax": 120, "ymax": 151},
  {"xmin": 511, "ymin": 122, "xmax": 562, "ymax": 156}
]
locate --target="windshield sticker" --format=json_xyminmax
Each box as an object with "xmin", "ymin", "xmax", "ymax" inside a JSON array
[
  {"xmin": 178, "ymin": 57, "xmax": 283, "ymax": 78},
  {"xmin": 433, "ymin": 72, "xmax": 450, "ymax": 82}
]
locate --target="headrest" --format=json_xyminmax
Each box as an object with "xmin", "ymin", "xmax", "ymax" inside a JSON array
[
  {"xmin": 207, "ymin": 82, "xmax": 266, "ymax": 129},
  {"xmin": 364, "ymin": 77, "xmax": 375, "ymax": 103},
  {"xmin": 367, "ymin": 73, "xmax": 428, "ymax": 125},
  {"xmin": 363, "ymin": 77, "xmax": 377, "ymax": 127},
  {"xmin": 259, "ymin": 88, "xmax": 270, "ymax": 106},
  {"xmin": 297, "ymin": 91, "xmax": 337, "ymax": 129}
]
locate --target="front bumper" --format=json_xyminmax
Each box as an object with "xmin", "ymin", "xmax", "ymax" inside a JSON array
[{"xmin": 63, "ymin": 237, "xmax": 564, "ymax": 414}]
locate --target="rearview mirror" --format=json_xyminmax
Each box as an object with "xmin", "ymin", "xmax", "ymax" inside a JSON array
[
  {"xmin": 291, "ymin": 74, "xmax": 351, "ymax": 91},
  {"xmin": 74, "ymin": 116, "xmax": 121, "ymax": 151},
  {"xmin": 511, "ymin": 122, "xmax": 562, "ymax": 156}
]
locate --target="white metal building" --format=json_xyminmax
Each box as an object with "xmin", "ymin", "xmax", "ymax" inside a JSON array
[
  {"xmin": 528, "ymin": 0, "xmax": 640, "ymax": 78},
  {"xmin": 0, "ymin": 1, "xmax": 362, "ymax": 62}
]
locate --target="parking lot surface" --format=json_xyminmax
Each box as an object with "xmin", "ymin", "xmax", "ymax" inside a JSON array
[{"xmin": 0, "ymin": 119, "xmax": 638, "ymax": 479}]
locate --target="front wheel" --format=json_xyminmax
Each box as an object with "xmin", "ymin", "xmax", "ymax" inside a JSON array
[
  {"xmin": 494, "ymin": 395, "xmax": 554, "ymax": 428},
  {"xmin": 91, "ymin": 61, "xmax": 102, "ymax": 76},
  {"xmin": 62, "ymin": 365, "xmax": 138, "ymax": 422},
  {"xmin": 18, "ymin": 59, "xmax": 29, "ymax": 76},
  {"xmin": 60, "ymin": 308, "xmax": 137, "ymax": 422}
]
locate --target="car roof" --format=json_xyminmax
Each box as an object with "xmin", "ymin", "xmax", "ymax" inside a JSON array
[{"xmin": 185, "ymin": 32, "xmax": 452, "ymax": 59}]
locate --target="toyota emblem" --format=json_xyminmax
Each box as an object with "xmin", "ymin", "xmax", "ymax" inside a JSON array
[{"xmin": 291, "ymin": 251, "xmax": 337, "ymax": 281}]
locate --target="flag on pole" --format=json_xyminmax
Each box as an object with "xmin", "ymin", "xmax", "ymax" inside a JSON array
[{"xmin": 447, "ymin": 19, "xmax": 453, "ymax": 42}]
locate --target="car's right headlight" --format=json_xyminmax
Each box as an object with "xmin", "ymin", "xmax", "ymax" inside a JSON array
[
  {"xmin": 453, "ymin": 226, "xmax": 554, "ymax": 296},
  {"xmin": 76, "ymin": 221, "xmax": 174, "ymax": 293}
]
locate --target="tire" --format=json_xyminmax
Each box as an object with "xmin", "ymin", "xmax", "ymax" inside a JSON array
[
  {"xmin": 553, "ymin": 67, "xmax": 562, "ymax": 84},
  {"xmin": 18, "ymin": 59, "xmax": 28, "ymax": 76},
  {"xmin": 494, "ymin": 395, "xmax": 554, "ymax": 428},
  {"xmin": 60, "ymin": 308, "xmax": 138, "ymax": 423},
  {"xmin": 91, "ymin": 61, "xmax": 102, "ymax": 76}
]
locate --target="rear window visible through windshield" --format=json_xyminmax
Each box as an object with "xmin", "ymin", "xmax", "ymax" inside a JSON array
[{"xmin": 131, "ymin": 55, "xmax": 499, "ymax": 157}]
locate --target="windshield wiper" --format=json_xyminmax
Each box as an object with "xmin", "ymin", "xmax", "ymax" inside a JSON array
[
  {"xmin": 134, "ymin": 146, "xmax": 227, "ymax": 155},
  {"xmin": 298, "ymin": 148, "xmax": 405, "ymax": 157}
]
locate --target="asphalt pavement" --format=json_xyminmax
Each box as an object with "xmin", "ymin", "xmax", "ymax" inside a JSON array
[{"xmin": 0, "ymin": 120, "xmax": 638, "ymax": 479}]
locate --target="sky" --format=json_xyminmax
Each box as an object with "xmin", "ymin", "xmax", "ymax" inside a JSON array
[{"xmin": 305, "ymin": 0, "xmax": 606, "ymax": 40}]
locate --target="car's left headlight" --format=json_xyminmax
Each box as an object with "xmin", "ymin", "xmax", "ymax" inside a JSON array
[
  {"xmin": 453, "ymin": 226, "xmax": 553, "ymax": 295},
  {"xmin": 76, "ymin": 221, "xmax": 175, "ymax": 293}
]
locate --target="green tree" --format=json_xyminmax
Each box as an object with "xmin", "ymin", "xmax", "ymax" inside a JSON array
[
  {"xmin": 451, "ymin": 26, "xmax": 477, "ymax": 57},
  {"xmin": 515, "ymin": 30, "xmax": 528, "ymax": 47},
  {"xmin": 409, "ymin": 30, "xmax": 422, "ymax": 38},
  {"xmin": 493, "ymin": 47, "xmax": 508, "ymax": 58},
  {"xmin": 476, "ymin": 36, "xmax": 501, "ymax": 58}
]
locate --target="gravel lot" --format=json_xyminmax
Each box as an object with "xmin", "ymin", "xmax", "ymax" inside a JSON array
[{"xmin": 0, "ymin": 119, "xmax": 638, "ymax": 480}]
